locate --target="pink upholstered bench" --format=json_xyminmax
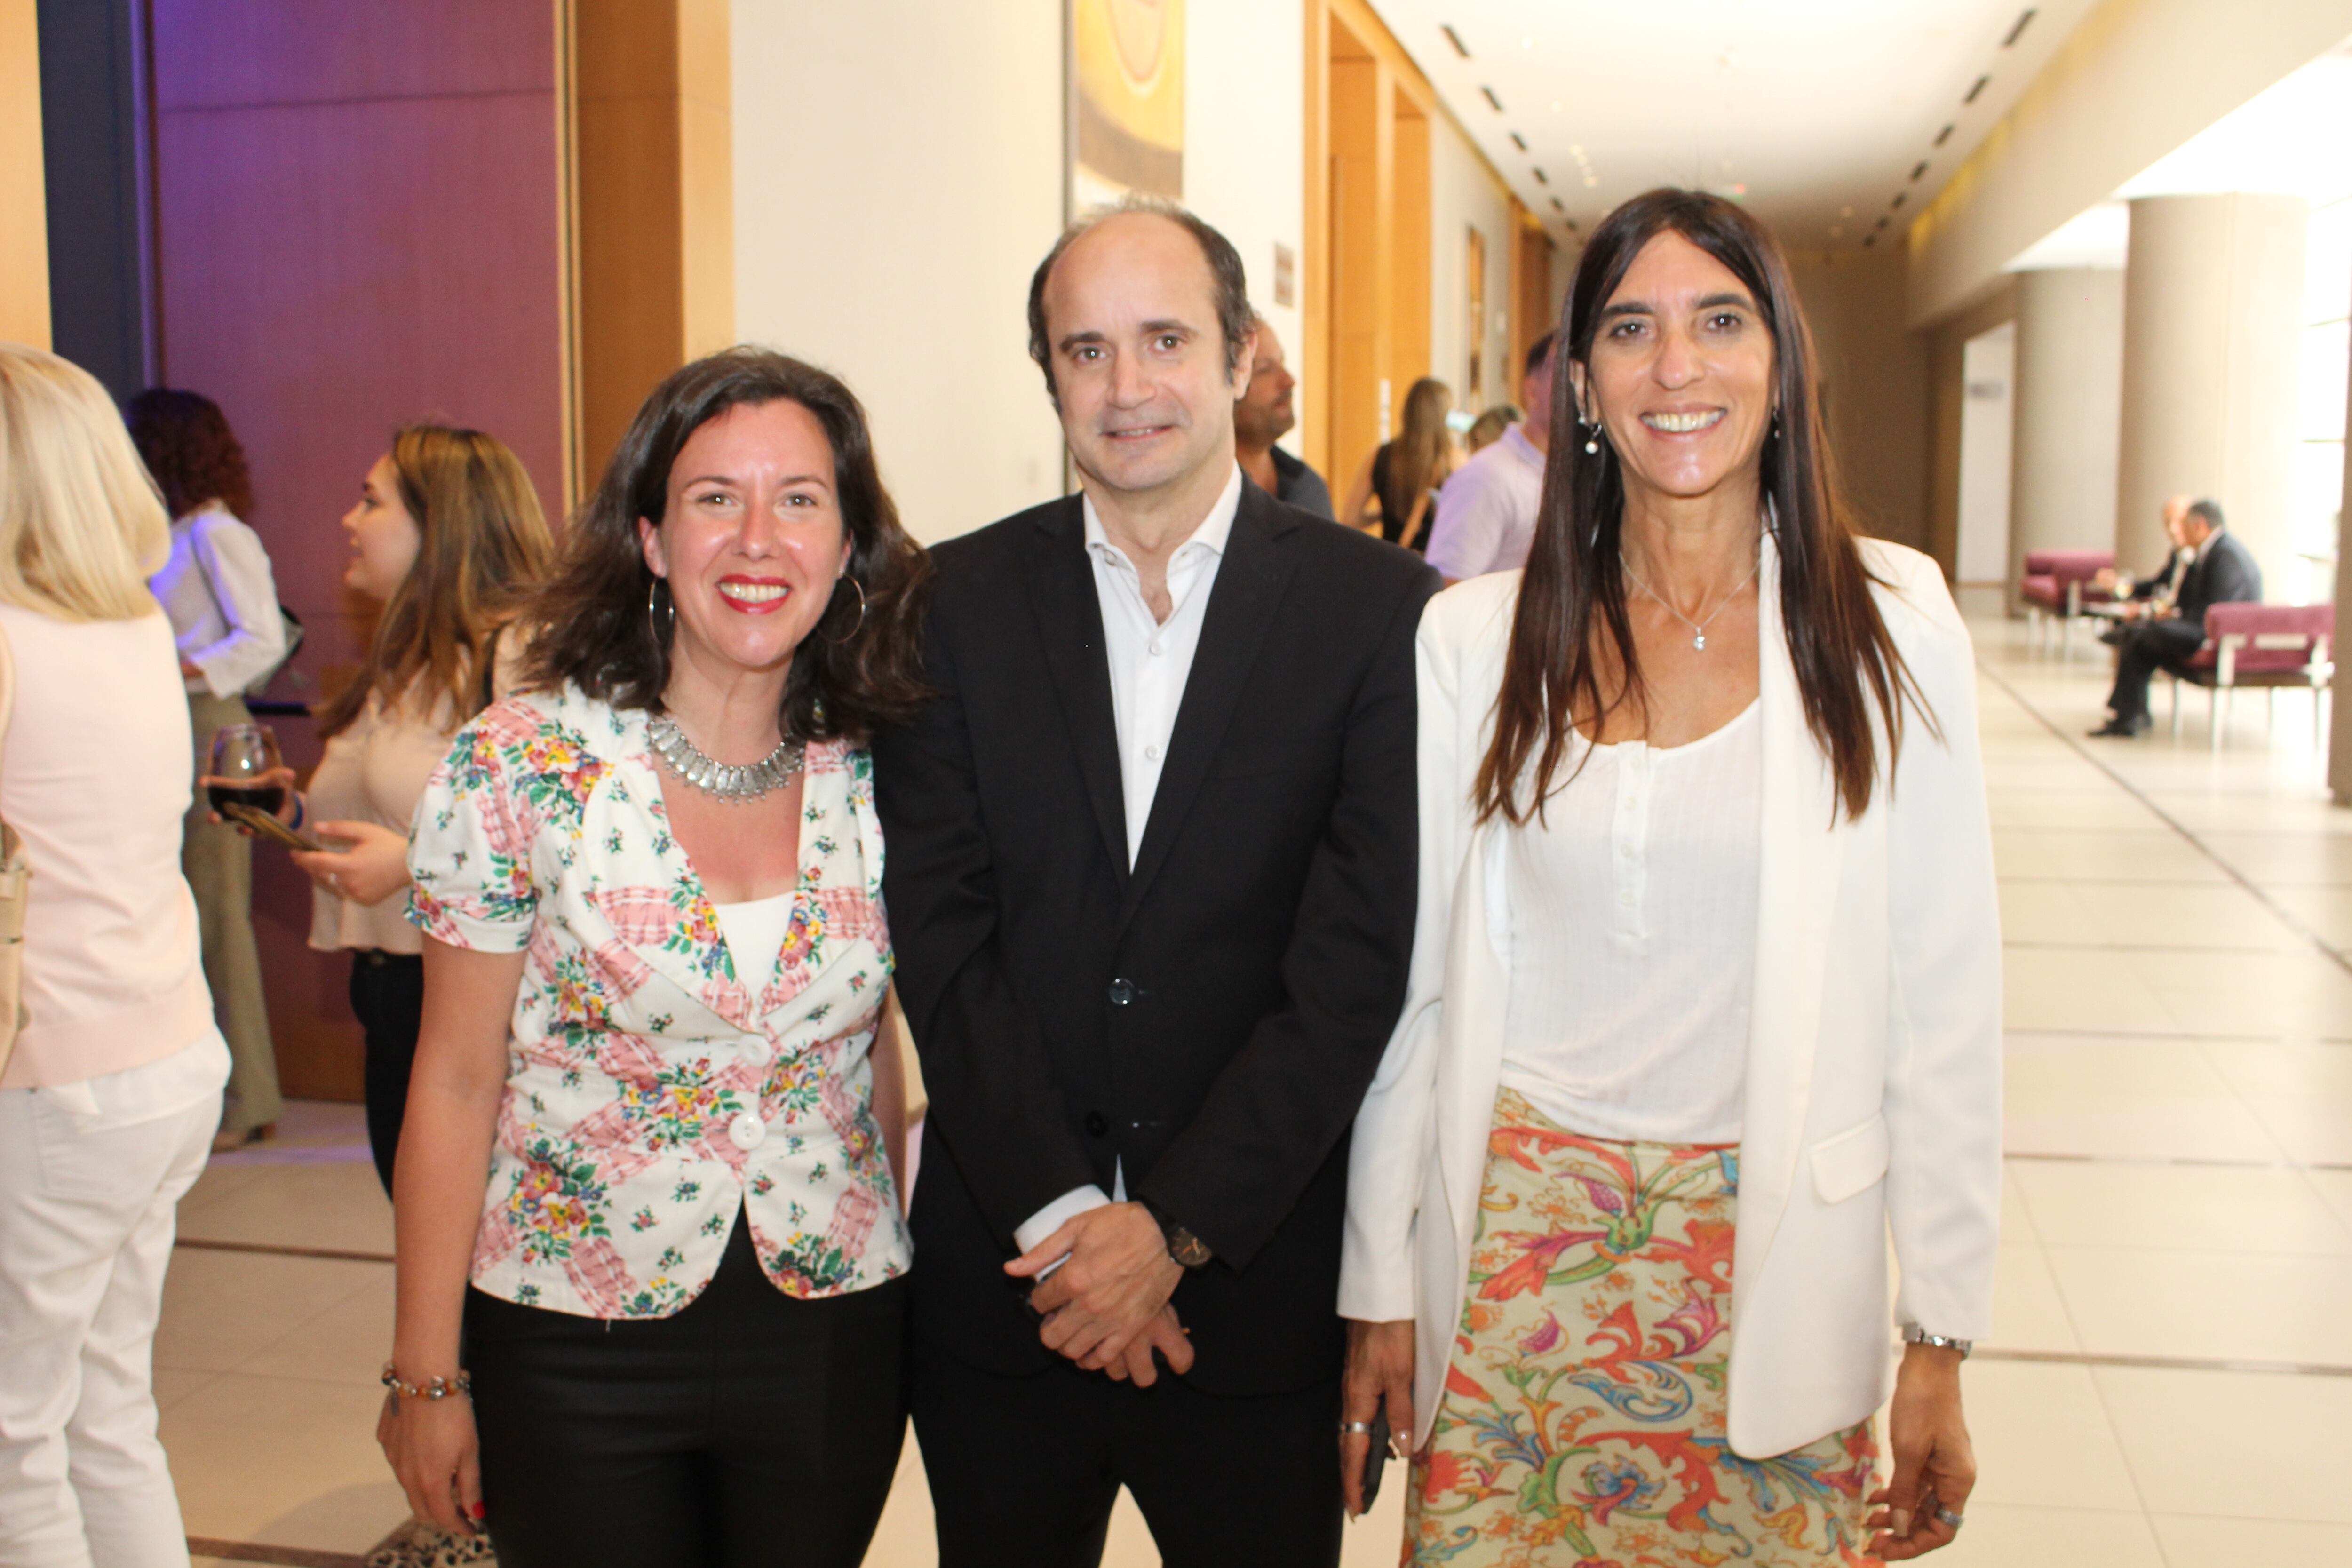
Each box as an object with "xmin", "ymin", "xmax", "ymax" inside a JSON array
[
  {"xmin": 2019, "ymin": 549, "xmax": 2115, "ymax": 653},
  {"xmin": 2167, "ymin": 601, "xmax": 2335, "ymax": 748}
]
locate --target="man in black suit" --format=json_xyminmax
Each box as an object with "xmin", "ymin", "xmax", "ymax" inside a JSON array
[
  {"xmin": 872, "ymin": 198, "xmax": 1438, "ymax": 1567},
  {"xmin": 2092, "ymin": 498, "xmax": 2263, "ymax": 736}
]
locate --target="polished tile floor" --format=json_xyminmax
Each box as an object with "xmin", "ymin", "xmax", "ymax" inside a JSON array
[{"xmin": 161, "ymin": 604, "xmax": 2350, "ymax": 1566}]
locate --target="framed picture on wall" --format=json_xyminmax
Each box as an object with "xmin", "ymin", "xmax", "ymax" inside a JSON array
[{"xmin": 1068, "ymin": 0, "xmax": 1185, "ymax": 216}]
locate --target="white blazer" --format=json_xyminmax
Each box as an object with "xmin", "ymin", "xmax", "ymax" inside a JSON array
[{"xmin": 1339, "ymin": 536, "xmax": 2002, "ymax": 1460}]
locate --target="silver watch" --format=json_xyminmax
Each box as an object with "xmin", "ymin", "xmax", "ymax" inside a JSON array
[{"xmin": 1902, "ymin": 1325, "xmax": 1973, "ymax": 1358}]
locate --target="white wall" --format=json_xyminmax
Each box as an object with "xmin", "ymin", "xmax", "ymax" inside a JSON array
[
  {"xmin": 1427, "ymin": 119, "xmax": 1515, "ymax": 413},
  {"xmin": 1182, "ymin": 0, "xmax": 1308, "ymax": 455},
  {"xmin": 1956, "ymin": 325, "xmax": 2016, "ymax": 583},
  {"xmin": 1906, "ymin": 0, "xmax": 2352, "ymax": 326},
  {"xmin": 730, "ymin": 0, "xmax": 1067, "ymax": 545}
]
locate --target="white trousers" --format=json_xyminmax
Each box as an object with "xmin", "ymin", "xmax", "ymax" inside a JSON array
[{"xmin": 0, "ymin": 1086, "xmax": 217, "ymax": 1568}]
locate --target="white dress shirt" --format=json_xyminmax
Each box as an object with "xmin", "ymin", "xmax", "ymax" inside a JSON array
[
  {"xmin": 147, "ymin": 502, "xmax": 287, "ymax": 698},
  {"xmin": 1425, "ymin": 424, "xmax": 1544, "ymax": 581},
  {"xmin": 1013, "ymin": 466, "xmax": 1244, "ymax": 1256}
]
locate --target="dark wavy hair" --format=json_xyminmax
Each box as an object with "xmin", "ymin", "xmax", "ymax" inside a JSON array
[
  {"xmin": 522, "ymin": 348, "xmax": 931, "ymax": 742},
  {"xmin": 1475, "ymin": 188, "xmax": 1928, "ymax": 826},
  {"xmin": 124, "ymin": 388, "xmax": 254, "ymax": 519},
  {"xmin": 315, "ymin": 424, "xmax": 555, "ymax": 740}
]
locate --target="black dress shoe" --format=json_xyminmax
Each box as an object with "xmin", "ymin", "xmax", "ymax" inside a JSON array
[{"xmin": 2087, "ymin": 715, "xmax": 2151, "ymax": 738}]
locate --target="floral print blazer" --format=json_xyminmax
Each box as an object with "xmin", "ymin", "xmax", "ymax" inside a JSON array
[{"xmin": 407, "ymin": 683, "xmax": 910, "ymax": 1319}]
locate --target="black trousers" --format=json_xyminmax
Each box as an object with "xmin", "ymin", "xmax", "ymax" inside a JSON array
[
  {"xmin": 2106, "ymin": 617, "xmax": 2207, "ymax": 722},
  {"xmin": 465, "ymin": 1215, "xmax": 908, "ymax": 1568},
  {"xmin": 911, "ymin": 1340, "xmax": 1343, "ymax": 1568},
  {"xmin": 349, "ymin": 948, "xmax": 423, "ymax": 1197}
]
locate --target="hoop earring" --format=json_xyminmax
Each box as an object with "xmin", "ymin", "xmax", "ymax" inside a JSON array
[
  {"xmin": 646, "ymin": 576, "xmax": 673, "ymax": 642},
  {"xmin": 819, "ymin": 575, "xmax": 869, "ymax": 645}
]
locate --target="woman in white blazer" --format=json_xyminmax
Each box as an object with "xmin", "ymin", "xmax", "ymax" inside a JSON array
[{"xmin": 1339, "ymin": 189, "xmax": 1999, "ymax": 1566}]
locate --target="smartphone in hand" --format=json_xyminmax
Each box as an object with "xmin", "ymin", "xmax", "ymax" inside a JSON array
[{"xmin": 222, "ymin": 800, "xmax": 324, "ymax": 853}]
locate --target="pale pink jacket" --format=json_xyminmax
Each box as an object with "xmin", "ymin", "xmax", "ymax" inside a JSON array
[{"xmin": 0, "ymin": 603, "xmax": 213, "ymax": 1087}]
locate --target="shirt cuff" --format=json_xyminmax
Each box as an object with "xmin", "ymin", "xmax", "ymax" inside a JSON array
[{"xmin": 1014, "ymin": 1184, "xmax": 1112, "ymax": 1257}]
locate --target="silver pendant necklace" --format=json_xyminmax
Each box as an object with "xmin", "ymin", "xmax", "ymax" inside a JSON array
[
  {"xmin": 648, "ymin": 713, "xmax": 807, "ymax": 803},
  {"xmin": 1621, "ymin": 554, "xmax": 1762, "ymax": 652}
]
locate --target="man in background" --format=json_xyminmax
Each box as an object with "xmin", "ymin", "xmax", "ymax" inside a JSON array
[
  {"xmin": 1232, "ymin": 313, "xmax": 1334, "ymax": 518},
  {"xmin": 1425, "ymin": 333, "xmax": 1553, "ymax": 581},
  {"xmin": 2094, "ymin": 493, "xmax": 2194, "ymax": 645},
  {"xmin": 2091, "ymin": 498, "xmax": 2261, "ymax": 737}
]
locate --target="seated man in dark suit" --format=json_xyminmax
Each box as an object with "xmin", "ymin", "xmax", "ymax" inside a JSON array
[
  {"xmin": 2091, "ymin": 498, "xmax": 2262, "ymax": 736},
  {"xmin": 2095, "ymin": 493, "xmax": 2193, "ymax": 647}
]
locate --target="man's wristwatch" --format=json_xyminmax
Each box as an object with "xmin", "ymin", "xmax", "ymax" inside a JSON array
[{"xmin": 1141, "ymin": 1200, "xmax": 1214, "ymax": 1269}]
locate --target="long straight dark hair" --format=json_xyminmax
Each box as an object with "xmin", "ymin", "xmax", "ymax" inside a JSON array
[{"xmin": 1475, "ymin": 188, "xmax": 1926, "ymax": 825}]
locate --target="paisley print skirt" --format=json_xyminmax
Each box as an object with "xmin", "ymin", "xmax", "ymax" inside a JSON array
[{"xmin": 1406, "ymin": 1089, "xmax": 1879, "ymax": 1567}]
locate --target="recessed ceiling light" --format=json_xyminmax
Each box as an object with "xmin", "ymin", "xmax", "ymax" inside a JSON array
[
  {"xmin": 1934, "ymin": 123, "xmax": 1955, "ymax": 146},
  {"xmin": 1963, "ymin": 74, "xmax": 1990, "ymax": 104},
  {"xmin": 1440, "ymin": 23, "xmax": 1471, "ymax": 58},
  {"xmin": 1510, "ymin": 131, "xmax": 1528, "ymax": 151},
  {"xmin": 1891, "ymin": 192, "xmax": 1906, "ymax": 209},
  {"xmin": 1864, "ymin": 234, "xmax": 1878, "ymax": 248},
  {"xmin": 1532, "ymin": 167, "xmax": 1549, "ymax": 185},
  {"xmin": 2002, "ymin": 8, "xmax": 2037, "ymax": 48},
  {"xmin": 1911, "ymin": 160, "xmax": 1929, "ymax": 182},
  {"xmin": 1481, "ymin": 86, "xmax": 1504, "ymax": 113}
]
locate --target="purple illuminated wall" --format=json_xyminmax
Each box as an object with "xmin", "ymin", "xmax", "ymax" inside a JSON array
[{"xmin": 150, "ymin": 1, "xmax": 566, "ymax": 1096}]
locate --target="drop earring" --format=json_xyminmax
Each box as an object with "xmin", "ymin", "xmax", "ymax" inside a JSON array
[{"xmin": 1582, "ymin": 416, "xmax": 1602, "ymax": 456}]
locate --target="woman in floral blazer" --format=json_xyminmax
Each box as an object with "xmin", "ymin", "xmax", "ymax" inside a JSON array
[{"xmin": 379, "ymin": 350, "xmax": 932, "ymax": 1568}]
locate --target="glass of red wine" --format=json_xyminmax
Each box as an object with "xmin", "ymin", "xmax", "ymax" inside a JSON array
[{"xmin": 207, "ymin": 723, "xmax": 286, "ymax": 819}]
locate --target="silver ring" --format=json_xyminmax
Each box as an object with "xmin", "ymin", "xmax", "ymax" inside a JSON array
[
  {"xmin": 1339, "ymin": 1420, "xmax": 1374, "ymax": 1435},
  {"xmin": 1934, "ymin": 1506, "xmax": 1964, "ymax": 1531}
]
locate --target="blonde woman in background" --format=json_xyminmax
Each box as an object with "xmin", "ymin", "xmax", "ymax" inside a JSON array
[
  {"xmin": 232, "ymin": 426, "xmax": 554, "ymax": 1198},
  {"xmin": 127, "ymin": 389, "xmax": 288, "ymax": 1154},
  {"xmin": 1344, "ymin": 376, "xmax": 1459, "ymax": 553},
  {"xmin": 0, "ymin": 344, "xmax": 226, "ymax": 1567}
]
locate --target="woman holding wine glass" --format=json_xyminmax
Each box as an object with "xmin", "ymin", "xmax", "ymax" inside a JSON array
[
  {"xmin": 128, "ymin": 387, "xmax": 290, "ymax": 1153},
  {"xmin": 380, "ymin": 350, "xmax": 930, "ymax": 1566},
  {"xmin": 0, "ymin": 342, "xmax": 228, "ymax": 1563},
  {"xmin": 227, "ymin": 425, "xmax": 554, "ymax": 1199}
]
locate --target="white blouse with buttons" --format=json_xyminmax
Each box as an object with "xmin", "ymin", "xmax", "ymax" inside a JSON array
[{"xmin": 1496, "ymin": 699, "xmax": 1762, "ymax": 1146}]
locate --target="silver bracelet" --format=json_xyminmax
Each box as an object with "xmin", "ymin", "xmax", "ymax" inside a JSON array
[
  {"xmin": 1901, "ymin": 1325, "xmax": 1973, "ymax": 1358},
  {"xmin": 381, "ymin": 1361, "xmax": 473, "ymax": 1400}
]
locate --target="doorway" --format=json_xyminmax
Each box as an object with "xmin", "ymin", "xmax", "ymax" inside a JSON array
[{"xmin": 1956, "ymin": 322, "xmax": 2015, "ymax": 589}]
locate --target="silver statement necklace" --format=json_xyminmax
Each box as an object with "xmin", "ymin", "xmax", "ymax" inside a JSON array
[
  {"xmin": 647, "ymin": 713, "xmax": 807, "ymax": 803},
  {"xmin": 1621, "ymin": 554, "xmax": 1762, "ymax": 652}
]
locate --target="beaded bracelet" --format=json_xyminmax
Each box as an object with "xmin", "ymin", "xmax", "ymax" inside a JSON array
[{"xmin": 381, "ymin": 1362, "xmax": 473, "ymax": 1400}]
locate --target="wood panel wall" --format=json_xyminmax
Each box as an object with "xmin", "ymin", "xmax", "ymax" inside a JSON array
[
  {"xmin": 1302, "ymin": 0, "xmax": 1501, "ymax": 501},
  {"xmin": 148, "ymin": 0, "xmax": 569, "ymax": 1098},
  {"xmin": 0, "ymin": 0, "xmax": 48, "ymax": 347},
  {"xmin": 572, "ymin": 0, "xmax": 732, "ymax": 496}
]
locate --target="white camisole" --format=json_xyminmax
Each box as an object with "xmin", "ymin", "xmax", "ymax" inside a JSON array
[
  {"xmin": 710, "ymin": 893, "xmax": 794, "ymax": 987},
  {"xmin": 1496, "ymin": 700, "xmax": 1762, "ymax": 1145}
]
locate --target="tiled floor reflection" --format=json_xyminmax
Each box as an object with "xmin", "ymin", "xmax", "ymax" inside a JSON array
[{"xmin": 151, "ymin": 606, "xmax": 2352, "ymax": 1566}]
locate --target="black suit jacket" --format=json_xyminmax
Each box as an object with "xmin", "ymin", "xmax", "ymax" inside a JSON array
[
  {"xmin": 2169, "ymin": 530, "xmax": 2263, "ymax": 628},
  {"xmin": 873, "ymin": 479, "xmax": 1438, "ymax": 1396}
]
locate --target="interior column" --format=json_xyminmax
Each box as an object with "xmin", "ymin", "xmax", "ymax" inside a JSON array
[
  {"xmin": 2114, "ymin": 192, "xmax": 2306, "ymax": 585},
  {"xmin": 2007, "ymin": 267, "xmax": 2125, "ymax": 609}
]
